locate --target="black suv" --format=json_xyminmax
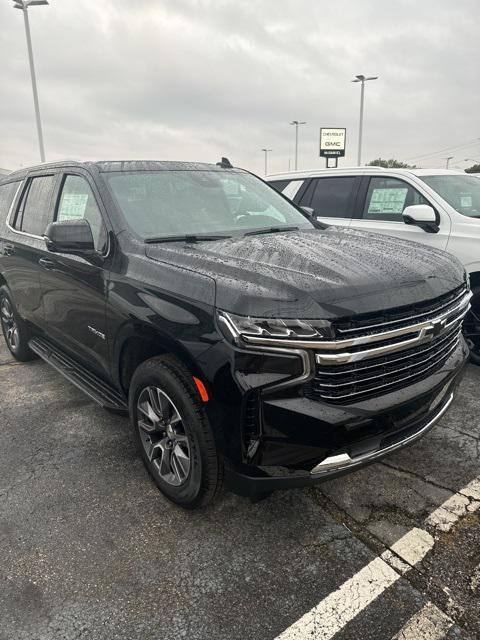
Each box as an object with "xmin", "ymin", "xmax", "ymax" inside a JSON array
[{"xmin": 0, "ymin": 160, "xmax": 471, "ymax": 508}]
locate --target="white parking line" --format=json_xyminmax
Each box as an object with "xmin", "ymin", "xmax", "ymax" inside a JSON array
[
  {"xmin": 275, "ymin": 476, "xmax": 480, "ymax": 640},
  {"xmin": 388, "ymin": 527, "xmax": 435, "ymax": 566},
  {"xmin": 426, "ymin": 477, "xmax": 480, "ymax": 533},
  {"xmin": 276, "ymin": 556, "xmax": 399, "ymax": 640},
  {"xmin": 391, "ymin": 602, "xmax": 454, "ymax": 640}
]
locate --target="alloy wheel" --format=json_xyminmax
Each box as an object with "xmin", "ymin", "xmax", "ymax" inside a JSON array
[
  {"xmin": 0, "ymin": 296, "xmax": 19, "ymax": 352},
  {"xmin": 137, "ymin": 386, "xmax": 191, "ymax": 486}
]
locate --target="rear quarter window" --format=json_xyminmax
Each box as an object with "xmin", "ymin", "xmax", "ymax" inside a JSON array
[
  {"xmin": 268, "ymin": 179, "xmax": 305, "ymax": 201},
  {"xmin": 0, "ymin": 182, "xmax": 21, "ymax": 228},
  {"xmin": 268, "ymin": 180, "xmax": 290, "ymax": 193}
]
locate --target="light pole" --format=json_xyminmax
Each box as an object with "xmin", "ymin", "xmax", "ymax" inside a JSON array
[
  {"xmin": 290, "ymin": 120, "xmax": 306, "ymax": 170},
  {"xmin": 351, "ymin": 74, "xmax": 378, "ymax": 166},
  {"xmin": 261, "ymin": 149, "xmax": 272, "ymax": 176},
  {"xmin": 12, "ymin": 0, "xmax": 48, "ymax": 163},
  {"xmin": 444, "ymin": 156, "xmax": 453, "ymax": 168}
]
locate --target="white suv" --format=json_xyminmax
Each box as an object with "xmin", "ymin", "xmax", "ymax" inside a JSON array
[{"xmin": 267, "ymin": 167, "xmax": 480, "ymax": 362}]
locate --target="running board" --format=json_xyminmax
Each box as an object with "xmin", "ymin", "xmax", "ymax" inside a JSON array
[{"xmin": 29, "ymin": 337, "xmax": 128, "ymax": 412}]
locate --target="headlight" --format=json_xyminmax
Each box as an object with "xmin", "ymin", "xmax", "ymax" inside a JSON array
[{"xmin": 217, "ymin": 310, "xmax": 330, "ymax": 341}]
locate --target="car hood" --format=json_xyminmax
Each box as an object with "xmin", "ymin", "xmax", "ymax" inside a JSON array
[{"xmin": 145, "ymin": 227, "xmax": 465, "ymax": 319}]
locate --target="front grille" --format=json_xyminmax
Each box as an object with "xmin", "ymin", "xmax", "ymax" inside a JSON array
[{"xmin": 306, "ymin": 286, "xmax": 470, "ymax": 404}]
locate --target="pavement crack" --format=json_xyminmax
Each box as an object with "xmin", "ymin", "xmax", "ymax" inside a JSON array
[{"xmin": 379, "ymin": 459, "xmax": 467, "ymax": 496}]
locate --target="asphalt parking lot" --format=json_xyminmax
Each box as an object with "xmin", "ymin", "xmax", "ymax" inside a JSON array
[{"xmin": 0, "ymin": 335, "xmax": 479, "ymax": 640}]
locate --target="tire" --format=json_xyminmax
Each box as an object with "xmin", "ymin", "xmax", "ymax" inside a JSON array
[
  {"xmin": 129, "ymin": 355, "xmax": 223, "ymax": 509},
  {"xmin": 463, "ymin": 285, "xmax": 480, "ymax": 366},
  {"xmin": 0, "ymin": 286, "xmax": 37, "ymax": 362}
]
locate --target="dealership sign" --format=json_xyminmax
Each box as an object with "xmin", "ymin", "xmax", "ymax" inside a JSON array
[{"xmin": 319, "ymin": 128, "xmax": 346, "ymax": 157}]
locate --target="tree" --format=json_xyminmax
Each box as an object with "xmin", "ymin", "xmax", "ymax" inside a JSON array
[
  {"xmin": 367, "ymin": 158, "xmax": 417, "ymax": 169},
  {"xmin": 465, "ymin": 164, "xmax": 480, "ymax": 174}
]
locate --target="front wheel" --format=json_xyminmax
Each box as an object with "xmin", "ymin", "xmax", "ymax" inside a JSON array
[
  {"xmin": 129, "ymin": 355, "xmax": 223, "ymax": 509},
  {"xmin": 463, "ymin": 285, "xmax": 480, "ymax": 365},
  {"xmin": 0, "ymin": 286, "xmax": 36, "ymax": 362}
]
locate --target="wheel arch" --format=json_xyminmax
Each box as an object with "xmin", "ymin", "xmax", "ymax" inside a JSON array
[{"xmin": 115, "ymin": 324, "xmax": 205, "ymax": 396}]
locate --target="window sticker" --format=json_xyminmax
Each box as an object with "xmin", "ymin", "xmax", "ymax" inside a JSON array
[
  {"xmin": 460, "ymin": 195, "xmax": 473, "ymax": 208},
  {"xmin": 59, "ymin": 193, "xmax": 88, "ymax": 219},
  {"xmin": 368, "ymin": 188, "xmax": 408, "ymax": 215}
]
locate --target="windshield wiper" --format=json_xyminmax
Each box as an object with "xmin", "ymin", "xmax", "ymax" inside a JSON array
[
  {"xmin": 243, "ymin": 226, "xmax": 299, "ymax": 237},
  {"xmin": 144, "ymin": 234, "xmax": 232, "ymax": 244}
]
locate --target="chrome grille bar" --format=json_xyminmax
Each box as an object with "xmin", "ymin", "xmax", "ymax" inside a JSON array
[
  {"xmin": 315, "ymin": 332, "xmax": 460, "ymax": 392},
  {"xmin": 312, "ymin": 337, "xmax": 460, "ymax": 401},
  {"xmin": 316, "ymin": 324, "xmax": 460, "ymax": 377}
]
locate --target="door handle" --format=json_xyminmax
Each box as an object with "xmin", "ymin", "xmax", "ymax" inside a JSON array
[
  {"xmin": 38, "ymin": 257, "xmax": 55, "ymax": 270},
  {"xmin": 3, "ymin": 243, "xmax": 15, "ymax": 256}
]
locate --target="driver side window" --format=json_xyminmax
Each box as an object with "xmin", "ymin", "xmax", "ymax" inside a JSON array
[
  {"xmin": 57, "ymin": 175, "xmax": 107, "ymax": 251},
  {"xmin": 362, "ymin": 177, "xmax": 429, "ymax": 222}
]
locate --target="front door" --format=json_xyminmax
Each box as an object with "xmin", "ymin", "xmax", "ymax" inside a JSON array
[
  {"xmin": 350, "ymin": 176, "xmax": 451, "ymax": 250},
  {"xmin": 39, "ymin": 171, "xmax": 111, "ymax": 379}
]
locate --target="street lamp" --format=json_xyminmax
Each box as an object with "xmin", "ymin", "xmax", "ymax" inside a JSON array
[
  {"xmin": 444, "ymin": 156, "xmax": 453, "ymax": 169},
  {"xmin": 261, "ymin": 148, "xmax": 272, "ymax": 176},
  {"xmin": 290, "ymin": 120, "xmax": 306, "ymax": 171},
  {"xmin": 12, "ymin": 0, "xmax": 48, "ymax": 163},
  {"xmin": 351, "ymin": 74, "xmax": 378, "ymax": 166}
]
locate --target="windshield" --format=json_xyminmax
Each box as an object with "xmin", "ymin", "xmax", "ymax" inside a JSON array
[
  {"xmin": 104, "ymin": 170, "xmax": 316, "ymax": 239},
  {"xmin": 420, "ymin": 174, "xmax": 480, "ymax": 218}
]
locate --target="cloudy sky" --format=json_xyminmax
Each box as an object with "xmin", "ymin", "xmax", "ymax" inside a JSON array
[{"xmin": 0, "ymin": 0, "xmax": 479, "ymax": 175}]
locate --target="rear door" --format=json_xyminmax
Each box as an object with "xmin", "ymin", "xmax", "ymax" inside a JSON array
[
  {"xmin": 350, "ymin": 175, "xmax": 450, "ymax": 249},
  {"xmin": 39, "ymin": 170, "xmax": 111, "ymax": 379},
  {"xmin": 297, "ymin": 176, "xmax": 360, "ymax": 228},
  {"xmin": 1, "ymin": 172, "xmax": 57, "ymax": 329}
]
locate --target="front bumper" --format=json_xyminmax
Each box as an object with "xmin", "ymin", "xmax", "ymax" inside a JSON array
[{"xmin": 224, "ymin": 342, "xmax": 468, "ymax": 497}]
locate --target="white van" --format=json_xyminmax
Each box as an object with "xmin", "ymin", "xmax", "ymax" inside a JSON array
[{"xmin": 267, "ymin": 167, "xmax": 480, "ymax": 362}]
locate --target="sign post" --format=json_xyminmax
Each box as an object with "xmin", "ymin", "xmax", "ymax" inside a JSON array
[{"xmin": 319, "ymin": 128, "xmax": 346, "ymax": 168}]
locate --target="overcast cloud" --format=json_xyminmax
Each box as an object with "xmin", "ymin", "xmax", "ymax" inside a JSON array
[{"xmin": 0, "ymin": 0, "xmax": 479, "ymax": 174}]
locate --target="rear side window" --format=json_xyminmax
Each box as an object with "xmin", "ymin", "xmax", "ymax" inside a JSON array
[
  {"xmin": 0, "ymin": 182, "xmax": 20, "ymax": 221},
  {"xmin": 14, "ymin": 175, "xmax": 56, "ymax": 236},
  {"xmin": 301, "ymin": 177, "xmax": 357, "ymax": 218},
  {"xmin": 362, "ymin": 177, "xmax": 429, "ymax": 222}
]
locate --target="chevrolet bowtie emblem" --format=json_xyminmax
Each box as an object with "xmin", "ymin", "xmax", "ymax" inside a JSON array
[{"xmin": 430, "ymin": 318, "xmax": 448, "ymax": 338}]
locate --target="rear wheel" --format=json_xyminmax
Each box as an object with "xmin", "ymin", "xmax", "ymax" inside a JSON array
[
  {"xmin": 0, "ymin": 286, "xmax": 36, "ymax": 362},
  {"xmin": 463, "ymin": 285, "xmax": 480, "ymax": 365},
  {"xmin": 129, "ymin": 355, "xmax": 223, "ymax": 509}
]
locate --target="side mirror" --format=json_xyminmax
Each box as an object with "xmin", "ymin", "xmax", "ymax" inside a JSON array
[
  {"xmin": 402, "ymin": 205, "xmax": 439, "ymax": 233},
  {"xmin": 44, "ymin": 219, "xmax": 96, "ymax": 254},
  {"xmin": 301, "ymin": 206, "xmax": 316, "ymax": 218}
]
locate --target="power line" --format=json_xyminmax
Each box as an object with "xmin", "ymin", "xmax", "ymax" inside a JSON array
[{"xmin": 403, "ymin": 139, "xmax": 480, "ymax": 163}]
